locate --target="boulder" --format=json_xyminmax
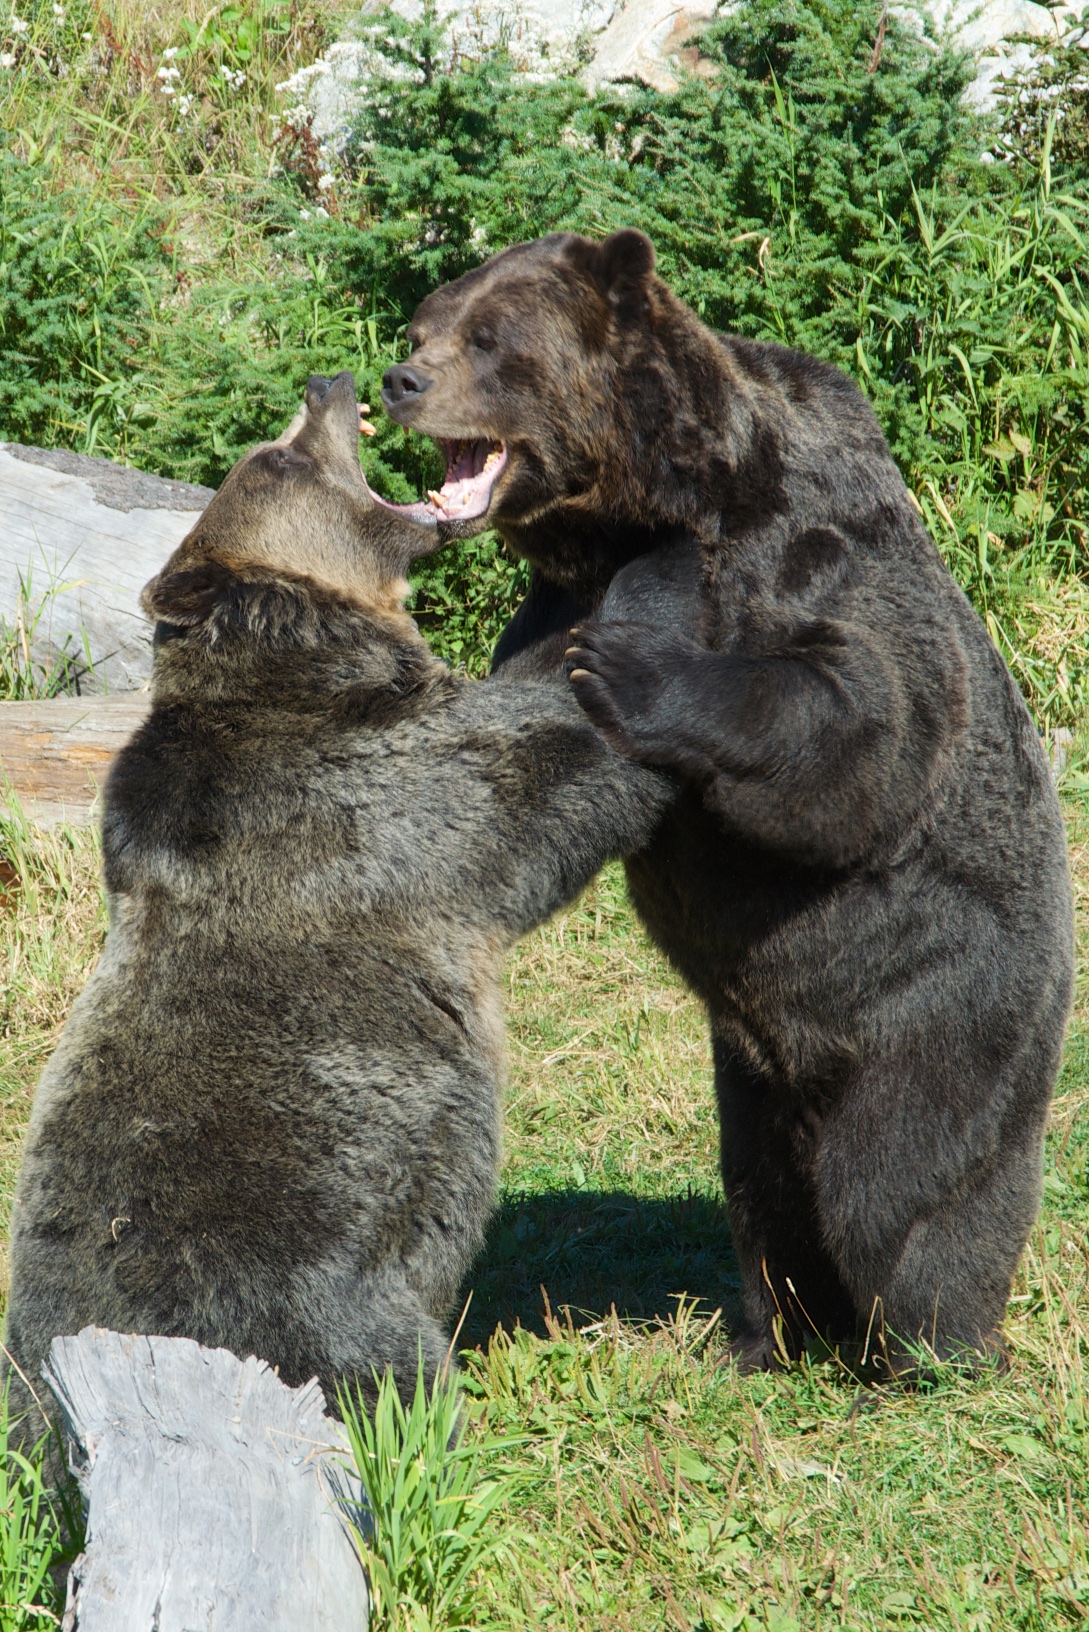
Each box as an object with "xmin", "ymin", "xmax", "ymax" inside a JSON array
[
  {"xmin": 0, "ymin": 443, "xmax": 213, "ymax": 694},
  {"xmin": 276, "ymin": 0, "xmax": 1086, "ymax": 140}
]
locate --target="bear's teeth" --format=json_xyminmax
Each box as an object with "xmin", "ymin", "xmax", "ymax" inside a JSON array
[{"xmin": 427, "ymin": 489, "xmax": 445, "ymax": 507}]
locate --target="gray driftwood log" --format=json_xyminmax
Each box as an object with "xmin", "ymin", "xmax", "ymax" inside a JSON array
[
  {"xmin": 45, "ymin": 1329, "xmax": 370, "ymax": 1632},
  {"xmin": 0, "ymin": 443, "xmax": 214, "ymax": 691},
  {"xmin": 0, "ymin": 695, "xmax": 151, "ymax": 826}
]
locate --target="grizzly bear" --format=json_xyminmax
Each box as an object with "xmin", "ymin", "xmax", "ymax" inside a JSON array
[
  {"xmin": 3, "ymin": 370, "xmax": 673, "ymax": 1423},
  {"xmin": 377, "ymin": 231, "xmax": 1075, "ymax": 1374}
]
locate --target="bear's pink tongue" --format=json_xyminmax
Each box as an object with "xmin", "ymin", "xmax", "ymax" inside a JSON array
[{"xmin": 425, "ymin": 439, "xmax": 507, "ymax": 519}]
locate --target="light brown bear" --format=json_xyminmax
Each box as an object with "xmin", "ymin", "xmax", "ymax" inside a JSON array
[{"xmin": 4, "ymin": 371, "xmax": 673, "ymax": 1424}]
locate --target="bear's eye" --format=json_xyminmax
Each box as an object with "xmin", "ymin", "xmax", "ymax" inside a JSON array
[{"xmin": 472, "ymin": 331, "xmax": 497, "ymax": 353}]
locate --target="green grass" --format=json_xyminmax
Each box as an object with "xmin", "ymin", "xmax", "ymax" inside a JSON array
[
  {"xmin": 1, "ymin": 783, "xmax": 1086, "ymax": 1629},
  {"xmin": 0, "ymin": 1385, "xmax": 81, "ymax": 1630},
  {"xmin": 340, "ymin": 1360, "xmax": 515, "ymax": 1632},
  {"xmin": 0, "ymin": 572, "xmax": 98, "ymax": 702}
]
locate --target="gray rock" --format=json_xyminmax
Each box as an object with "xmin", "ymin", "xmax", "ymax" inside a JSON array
[
  {"xmin": 0, "ymin": 444, "xmax": 214, "ymax": 693},
  {"xmin": 276, "ymin": 0, "xmax": 1086, "ymax": 139},
  {"xmin": 908, "ymin": 1, "xmax": 1085, "ymax": 111},
  {"xmin": 584, "ymin": 0, "xmax": 719, "ymax": 92}
]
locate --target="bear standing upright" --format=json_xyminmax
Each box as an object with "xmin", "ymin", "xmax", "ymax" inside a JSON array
[
  {"xmin": 376, "ymin": 230, "xmax": 1075, "ymax": 1373},
  {"xmin": 4, "ymin": 371, "xmax": 673, "ymax": 1423}
]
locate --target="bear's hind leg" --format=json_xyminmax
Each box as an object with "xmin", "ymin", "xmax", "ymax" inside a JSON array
[
  {"xmin": 865, "ymin": 1137, "xmax": 1044, "ymax": 1377},
  {"xmin": 715, "ymin": 1043, "xmax": 857, "ymax": 1368},
  {"xmin": 815, "ymin": 1086, "xmax": 1048, "ymax": 1378},
  {"xmin": 288, "ymin": 1264, "xmax": 455, "ymax": 1417}
]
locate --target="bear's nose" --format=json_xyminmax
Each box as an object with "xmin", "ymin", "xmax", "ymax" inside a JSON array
[{"xmin": 382, "ymin": 364, "xmax": 432, "ymax": 406}]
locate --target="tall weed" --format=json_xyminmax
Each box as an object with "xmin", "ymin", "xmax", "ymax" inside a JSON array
[
  {"xmin": 339, "ymin": 1359, "xmax": 515, "ymax": 1632},
  {"xmin": 0, "ymin": 569, "xmax": 95, "ymax": 701},
  {"xmin": 0, "ymin": 1385, "xmax": 80, "ymax": 1630}
]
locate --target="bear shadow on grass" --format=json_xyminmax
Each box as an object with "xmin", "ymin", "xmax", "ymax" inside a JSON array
[{"xmin": 460, "ymin": 1189, "xmax": 744, "ymax": 1351}]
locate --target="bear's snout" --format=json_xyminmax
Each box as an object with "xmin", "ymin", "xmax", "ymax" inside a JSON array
[{"xmin": 383, "ymin": 363, "xmax": 433, "ymax": 413}]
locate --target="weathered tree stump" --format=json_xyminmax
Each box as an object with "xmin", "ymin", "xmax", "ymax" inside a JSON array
[
  {"xmin": 0, "ymin": 443, "xmax": 213, "ymax": 692},
  {"xmin": 44, "ymin": 1329, "xmax": 370, "ymax": 1632},
  {"xmin": 0, "ymin": 696, "xmax": 151, "ymax": 826}
]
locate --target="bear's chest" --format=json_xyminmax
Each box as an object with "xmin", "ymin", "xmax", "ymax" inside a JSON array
[{"xmin": 623, "ymin": 788, "xmax": 838, "ymax": 1005}]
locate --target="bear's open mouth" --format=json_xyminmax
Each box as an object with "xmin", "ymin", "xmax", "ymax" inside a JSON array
[{"xmin": 363, "ymin": 438, "xmax": 507, "ymax": 525}]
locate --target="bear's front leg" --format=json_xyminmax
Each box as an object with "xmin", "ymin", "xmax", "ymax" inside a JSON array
[
  {"xmin": 565, "ymin": 620, "xmax": 715, "ymax": 769},
  {"xmin": 566, "ymin": 612, "xmax": 946, "ymax": 870}
]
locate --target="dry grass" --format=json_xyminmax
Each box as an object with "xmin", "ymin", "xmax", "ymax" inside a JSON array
[
  {"xmin": 1, "ymin": 0, "xmax": 341, "ymax": 271},
  {"xmin": 0, "ymin": 803, "xmax": 105, "ymax": 1293}
]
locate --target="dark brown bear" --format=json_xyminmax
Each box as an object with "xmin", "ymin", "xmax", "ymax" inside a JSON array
[
  {"xmin": 3, "ymin": 371, "xmax": 672, "ymax": 1425},
  {"xmin": 377, "ymin": 231, "xmax": 1075, "ymax": 1374}
]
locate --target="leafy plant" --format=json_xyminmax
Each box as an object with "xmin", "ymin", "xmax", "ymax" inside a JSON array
[
  {"xmin": 0, "ymin": 1384, "xmax": 81, "ymax": 1629},
  {"xmin": 0, "ymin": 150, "xmax": 164, "ymax": 456},
  {"xmin": 175, "ymin": 0, "xmax": 291, "ymax": 76},
  {"xmin": 410, "ymin": 534, "xmax": 529, "ymax": 674},
  {"xmin": 338, "ymin": 1357, "xmax": 515, "ymax": 1632},
  {"xmin": 853, "ymin": 134, "xmax": 1089, "ymax": 721}
]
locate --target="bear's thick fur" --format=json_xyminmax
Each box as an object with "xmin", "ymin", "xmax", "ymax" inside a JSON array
[
  {"xmin": 4, "ymin": 371, "xmax": 672, "ymax": 1421},
  {"xmin": 379, "ymin": 232, "xmax": 1075, "ymax": 1372}
]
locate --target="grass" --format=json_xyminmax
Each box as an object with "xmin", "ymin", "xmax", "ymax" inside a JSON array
[
  {"xmin": 0, "ymin": 770, "xmax": 1086, "ymax": 1629},
  {"xmin": 0, "ymin": 1393, "xmax": 78, "ymax": 1632},
  {"xmin": 339, "ymin": 1360, "xmax": 514, "ymax": 1632},
  {"xmin": 0, "ymin": 572, "xmax": 98, "ymax": 702}
]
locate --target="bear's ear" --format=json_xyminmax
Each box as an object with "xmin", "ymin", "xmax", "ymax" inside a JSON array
[
  {"xmin": 600, "ymin": 229, "xmax": 656, "ymax": 288},
  {"xmin": 597, "ymin": 229, "xmax": 656, "ymax": 325},
  {"xmin": 253, "ymin": 443, "xmax": 314, "ymax": 478},
  {"xmin": 140, "ymin": 560, "xmax": 237, "ymax": 627}
]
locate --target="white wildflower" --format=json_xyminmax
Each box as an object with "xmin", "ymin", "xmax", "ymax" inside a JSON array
[
  {"xmin": 299, "ymin": 207, "xmax": 311, "ymax": 220},
  {"xmin": 53, "ymin": 4, "xmax": 65, "ymax": 18},
  {"xmin": 0, "ymin": 50, "xmax": 14, "ymax": 66},
  {"xmin": 220, "ymin": 64, "xmax": 246, "ymax": 89},
  {"xmin": 275, "ymin": 59, "xmax": 328, "ymax": 97},
  {"xmin": 80, "ymin": 29, "xmax": 90, "ymax": 39},
  {"xmin": 162, "ymin": 45, "xmax": 178, "ymax": 59},
  {"xmin": 177, "ymin": 92, "xmax": 195, "ymax": 114},
  {"xmin": 10, "ymin": 15, "xmax": 28, "ymax": 34},
  {"xmin": 157, "ymin": 63, "xmax": 180, "ymax": 80},
  {"xmin": 317, "ymin": 172, "xmax": 334, "ymax": 191}
]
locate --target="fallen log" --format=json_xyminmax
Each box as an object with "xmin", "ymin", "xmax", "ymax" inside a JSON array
[
  {"xmin": 45, "ymin": 1328, "xmax": 370, "ymax": 1632},
  {"xmin": 0, "ymin": 442, "xmax": 213, "ymax": 692},
  {"xmin": 0, "ymin": 695, "xmax": 151, "ymax": 826}
]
